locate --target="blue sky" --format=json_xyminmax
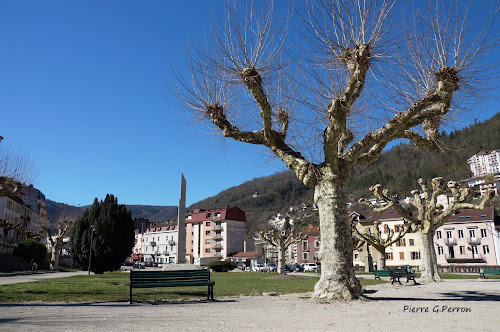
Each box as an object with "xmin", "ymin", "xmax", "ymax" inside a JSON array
[{"xmin": 1, "ymin": 1, "xmax": 499, "ymax": 207}]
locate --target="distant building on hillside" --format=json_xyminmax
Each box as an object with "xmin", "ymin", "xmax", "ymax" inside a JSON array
[
  {"xmin": 185, "ymin": 206, "xmax": 246, "ymax": 265},
  {"xmin": 467, "ymin": 149, "xmax": 500, "ymax": 177},
  {"xmin": 132, "ymin": 221, "xmax": 179, "ymax": 265}
]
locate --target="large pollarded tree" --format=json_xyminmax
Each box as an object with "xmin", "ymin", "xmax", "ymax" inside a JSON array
[
  {"xmin": 171, "ymin": 0, "xmax": 498, "ymax": 300},
  {"xmin": 364, "ymin": 179, "xmax": 494, "ymax": 283}
]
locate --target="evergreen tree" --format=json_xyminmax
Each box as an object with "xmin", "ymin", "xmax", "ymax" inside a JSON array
[{"xmin": 70, "ymin": 194, "xmax": 135, "ymax": 274}]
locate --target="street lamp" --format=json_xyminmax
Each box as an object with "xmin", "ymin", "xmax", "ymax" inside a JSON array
[{"xmin": 88, "ymin": 225, "xmax": 95, "ymax": 275}]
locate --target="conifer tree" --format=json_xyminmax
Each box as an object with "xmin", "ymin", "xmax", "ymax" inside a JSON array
[{"xmin": 70, "ymin": 194, "xmax": 135, "ymax": 274}]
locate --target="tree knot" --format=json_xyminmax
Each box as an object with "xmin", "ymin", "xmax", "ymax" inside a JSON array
[
  {"xmin": 206, "ymin": 103, "xmax": 224, "ymax": 120},
  {"xmin": 241, "ymin": 67, "xmax": 262, "ymax": 88},
  {"xmin": 435, "ymin": 67, "xmax": 459, "ymax": 91}
]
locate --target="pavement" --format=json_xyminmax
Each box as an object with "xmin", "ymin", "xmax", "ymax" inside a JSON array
[{"xmin": 0, "ymin": 270, "xmax": 89, "ymax": 285}]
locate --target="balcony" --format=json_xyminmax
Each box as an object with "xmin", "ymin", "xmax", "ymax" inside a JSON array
[
  {"xmin": 167, "ymin": 240, "xmax": 176, "ymax": 246},
  {"xmin": 213, "ymin": 225, "xmax": 223, "ymax": 232},
  {"xmin": 467, "ymin": 237, "xmax": 481, "ymax": 246},
  {"xmin": 444, "ymin": 238, "xmax": 457, "ymax": 246},
  {"xmin": 212, "ymin": 234, "xmax": 223, "ymax": 240},
  {"xmin": 213, "ymin": 216, "xmax": 221, "ymax": 221},
  {"xmin": 445, "ymin": 254, "xmax": 486, "ymax": 263},
  {"xmin": 150, "ymin": 241, "xmax": 157, "ymax": 247},
  {"xmin": 212, "ymin": 243, "xmax": 223, "ymax": 249}
]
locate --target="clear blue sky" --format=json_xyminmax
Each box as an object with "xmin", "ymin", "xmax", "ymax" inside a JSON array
[{"xmin": 1, "ymin": 1, "xmax": 498, "ymax": 207}]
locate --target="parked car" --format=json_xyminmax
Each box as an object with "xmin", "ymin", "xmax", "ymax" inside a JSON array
[
  {"xmin": 303, "ymin": 263, "xmax": 318, "ymax": 272},
  {"xmin": 287, "ymin": 264, "xmax": 304, "ymax": 272},
  {"xmin": 133, "ymin": 262, "xmax": 145, "ymax": 269},
  {"xmin": 253, "ymin": 263, "xmax": 268, "ymax": 272},
  {"xmin": 267, "ymin": 263, "xmax": 278, "ymax": 272}
]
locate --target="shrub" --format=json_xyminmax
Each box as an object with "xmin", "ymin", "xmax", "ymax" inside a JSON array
[
  {"xmin": 13, "ymin": 239, "xmax": 48, "ymax": 266},
  {"xmin": 206, "ymin": 260, "xmax": 236, "ymax": 272}
]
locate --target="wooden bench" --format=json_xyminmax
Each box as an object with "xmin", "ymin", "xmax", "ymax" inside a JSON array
[
  {"xmin": 374, "ymin": 270, "xmax": 390, "ymax": 280},
  {"xmin": 389, "ymin": 268, "xmax": 418, "ymax": 285},
  {"xmin": 479, "ymin": 268, "xmax": 500, "ymax": 278},
  {"xmin": 129, "ymin": 269, "xmax": 215, "ymax": 303}
]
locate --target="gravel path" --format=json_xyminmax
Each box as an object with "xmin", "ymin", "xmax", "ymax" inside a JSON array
[{"xmin": 0, "ymin": 278, "xmax": 499, "ymax": 331}]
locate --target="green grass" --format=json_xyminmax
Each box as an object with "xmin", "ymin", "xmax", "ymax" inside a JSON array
[{"xmin": 0, "ymin": 271, "xmax": 386, "ymax": 303}]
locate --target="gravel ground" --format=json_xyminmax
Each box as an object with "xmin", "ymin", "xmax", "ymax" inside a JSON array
[{"xmin": 0, "ymin": 278, "xmax": 499, "ymax": 332}]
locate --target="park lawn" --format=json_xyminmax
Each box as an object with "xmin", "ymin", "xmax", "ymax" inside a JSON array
[{"xmin": 0, "ymin": 271, "xmax": 386, "ymax": 303}]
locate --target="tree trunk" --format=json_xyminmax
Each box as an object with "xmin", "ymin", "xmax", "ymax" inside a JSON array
[
  {"xmin": 50, "ymin": 241, "xmax": 62, "ymax": 271},
  {"xmin": 418, "ymin": 231, "xmax": 442, "ymax": 282},
  {"xmin": 278, "ymin": 245, "xmax": 286, "ymax": 275},
  {"xmin": 312, "ymin": 179, "xmax": 362, "ymax": 300},
  {"xmin": 373, "ymin": 246, "xmax": 386, "ymax": 270}
]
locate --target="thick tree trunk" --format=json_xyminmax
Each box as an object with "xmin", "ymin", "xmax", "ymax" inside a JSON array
[
  {"xmin": 50, "ymin": 242, "xmax": 61, "ymax": 271},
  {"xmin": 312, "ymin": 180, "xmax": 363, "ymax": 300},
  {"xmin": 373, "ymin": 246, "xmax": 386, "ymax": 270},
  {"xmin": 278, "ymin": 246, "xmax": 286, "ymax": 275},
  {"xmin": 418, "ymin": 231, "xmax": 442, "ymax": 282}
]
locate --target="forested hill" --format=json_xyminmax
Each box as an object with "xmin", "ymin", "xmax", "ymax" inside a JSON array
[{"xmin": 190, "ymin": 112, "xmax": 500, "ymax": 232}]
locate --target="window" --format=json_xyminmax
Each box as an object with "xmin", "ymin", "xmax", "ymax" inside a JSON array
[
  {"xmin": 302, "ymin": 252, "xmax": 309, "ymax": 260},
  {"xmin": 458, "ymin": 230, "xmax": 464, "ymax": 239},
  {"xmin": 206, "ymin": 222, "xmax": 211, "ymax": 227},
  {"xmin": 396, "ymin": 239, "xmax": 406, "ymax": 247},
  {"xmin": 446, "ymin": 231, "xmax": 452, "ymax": 239},
  {"xmin": 469, "ymin": 229, "xmax": 476, "ymax": 238},
  {"xmin": 481, "ymin": 229, "xmax": 487, "ymax": 238},
  {"xmin": 205, "ymin": 231, "xmax": 211, "ymax": 235},
  {"xmin": 437, "ymin": 246, "xmax": 444, "ymax": 255},
  {"xmin": 302, "ymin": 240, "xmax": 309, "ymax": 251},
  {"xmin": 205, "ymin": 248, "xmax": 211, "ymax": 253},
  {"xmin": 436, "ymin": 231, "xmax": 442, "ymax": 239},
  {"xmin": 399, "ymin": 252, "xmax": 405, "ymax": 260},
  {"xmin": 409, "ymin": 239, "xmax": 415, "ymax": 246},
  {"xmin": 354, "ymin": 253, "xmax": 359, "ymax": 260},
  {"xmin": 314, "ymin": 240, "xmax": 320, "ymax": 248},
  {"xmin": 483, "ymin": 245, "xmax": 490, "ymax": 255},
  {"xmin": 459, "ymin": 246, "xmax": 465, "ymax": 255},
  {"xmin": 205, "ymin": 239, "xmax": 211, "ymax": 244},
  {"xmin": 206, "ymin": 213, "xmax": 211, "ymax": 218},
  {"xmin": 410, "ymin": 252, "xmax": 421, "ymax": 260},
  {"xmin": 386, "ymin": 252, "xmax": 393, "ymax": 260}
]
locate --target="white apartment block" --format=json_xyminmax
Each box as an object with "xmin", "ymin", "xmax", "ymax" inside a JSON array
[
  {"xmin": 467, "ymin": 149, "xmax": 500, "ymax": 177},
  {"xmin": 132, "ymin": 222, "xmax": 179, "ymax": 265}
]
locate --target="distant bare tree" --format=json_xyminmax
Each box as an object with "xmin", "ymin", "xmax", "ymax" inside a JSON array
[
  {"xmin": 259, "ymin": 223, "xmax": 307, "ymax": 275},
  {"xmin": 40, "ymin": 209, "xmax": 75, "ymax": 270},
  {"xmin": 351, "ymin": 207, "xmax": 410, "ymax": 270},
  {"xmin": 171, "ymin": 0, "xmax": 499, "ymax": 300},
  {"xmin": 363, "ymin": 179, "xmax": 494, "ymax": 282},
  {"xmin": 0, "ymin": 144, "xmax": 37, "ymax": 185}
]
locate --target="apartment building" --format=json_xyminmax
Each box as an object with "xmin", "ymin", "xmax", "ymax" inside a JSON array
[
  {"xmin": 132, "ymin": 221, "xmax": 179, "ymax": 264},
  {"xmin": 467, "ymin": 149, "xmax": 500, "ymax": 177},
  {"xmin": 185, "ymin": 206, "xmax": 246, "ymax": 264},
  {"xmin": 433, "ymin": 207, "xmax": 500, "ymax": 268},
  {"xmin": 0, "ymin": 195, "xmax": 42, "ymax": 254},
  {"xmin": 296, "ymin": 224, "xmax": 320, "ymax": 264}
]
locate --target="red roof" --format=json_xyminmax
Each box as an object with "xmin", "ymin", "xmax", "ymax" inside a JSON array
[
  {"xmin": 185, "ymin": 206, "xmax": 246, "ymax": 223},
  {"xmin": 233, "ymin": 251, "xmax": 260, "ymax": 258}
]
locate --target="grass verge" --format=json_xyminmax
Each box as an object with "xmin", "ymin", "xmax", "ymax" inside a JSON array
[{"xmin": 0, "ymin": 271, "xmax": 386, "ymax": 303}]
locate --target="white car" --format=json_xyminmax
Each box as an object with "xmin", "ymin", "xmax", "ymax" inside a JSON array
[
  {"xmin": 253, "ymin": 263, "xmax": 268, "ymax": 272},
  {"xmin": 303, "ymin": 263, "xmax": 318, "ymax": 272}
]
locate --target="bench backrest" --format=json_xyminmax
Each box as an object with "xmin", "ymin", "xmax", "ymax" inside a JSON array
[
  {"xmin": 483, "ymin": 268, "xmax": 500, "ymax": 274},
  {"xmin": 390, "ymin": 268, "xmax": 412, "ymax": 276},
  {"xmin": 374, "ymin": 270, "xmax": 390, "ymax": 275},
  {"xmin": 130, "ymin": 269, "xmax": 211, "ymax": 285}
]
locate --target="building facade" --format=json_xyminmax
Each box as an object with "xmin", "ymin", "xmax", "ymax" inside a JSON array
[
  {"xmin": 467, "ymin": 149, "xmax": 500, "ymax": 177},
  {"xmin": 433, "ymin": 207, "xmax": 500, "ymax": 269},
  {"xmin": 0, "ymin": 195, "xmax": 42, "ymax": 254},
  {"xmin": 296, "ymin": 224, "xmax": 321, "ymax": 264},
  {"xmin": 132, "ymin": 221, "xmax": 179, "ymax": 264},
  {"xmin": 185, "ymin": 207, "xmax": 246, "ymax": 264}
]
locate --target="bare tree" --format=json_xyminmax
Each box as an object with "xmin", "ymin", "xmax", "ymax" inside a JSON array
[
  {"xmin": 0, "ymin": 143, "xmax": 38, "ymax": 185},
  {"xmin": 351, "ymin": 206, "xmax": 410, "ymax": 270},
  {"xmin": 259, "ymin": 225, "xmax": 307, "ymax": 275},
  {"xmin": 171, "ymin": 0, "xmax": 498, "ymax": 300},
  {"xmin": 40, "ymin": 209, "xmax": 75, "ymax": 271},
  {"xmin": 363, "ymin": 178, "xmax": 494, "ymax": 282}
]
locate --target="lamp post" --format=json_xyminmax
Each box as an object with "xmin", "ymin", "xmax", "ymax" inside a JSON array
[{"xmin": 88, "ymin": 225, "xmax": 95, "ymax": 275}]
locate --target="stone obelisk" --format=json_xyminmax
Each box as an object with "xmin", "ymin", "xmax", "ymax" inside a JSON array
[{"xmin": 176, "ymin": 173, "xmax": 187, "ymax": 263}]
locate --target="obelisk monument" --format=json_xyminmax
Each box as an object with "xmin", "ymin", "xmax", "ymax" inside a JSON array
[{"xmin": 176, "ymin": 173, "xmax": 187, "ymax": 263}]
